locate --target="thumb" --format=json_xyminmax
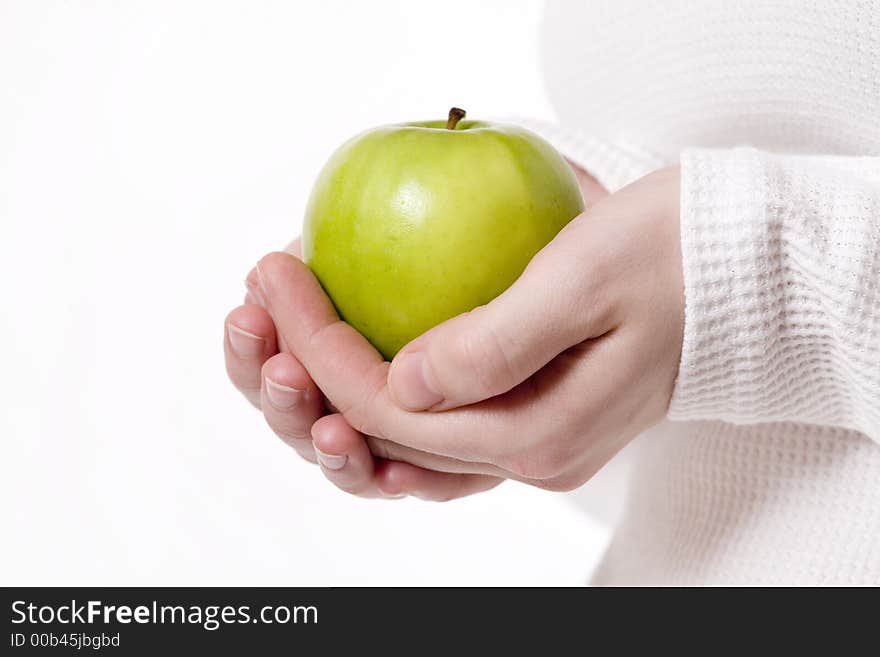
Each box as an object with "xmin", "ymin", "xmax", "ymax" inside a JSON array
[{"xmin": 387, "ymin": 215, "xmax": 612, "ymax": 411}]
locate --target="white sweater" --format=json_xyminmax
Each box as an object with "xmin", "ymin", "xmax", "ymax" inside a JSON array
[{"xmin": 529, "ymin": 0, "xmax": 880, "ymax": 585}]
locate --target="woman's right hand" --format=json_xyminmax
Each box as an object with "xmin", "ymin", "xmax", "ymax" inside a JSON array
[{"xmin": 224, "ymin": 239, "xmax": 503, "ymax": 501}]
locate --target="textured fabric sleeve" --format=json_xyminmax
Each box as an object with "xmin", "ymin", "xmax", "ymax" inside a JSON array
[{"xmin": 669, "ymin": 148, "xmax": 880, "ymax": 443}]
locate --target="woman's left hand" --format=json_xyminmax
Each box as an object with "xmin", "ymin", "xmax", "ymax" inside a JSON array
[{"xmin": 254, "ymin": 165, "xmax": 685, "ymax": 492}]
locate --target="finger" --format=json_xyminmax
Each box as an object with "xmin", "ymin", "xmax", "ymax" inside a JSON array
[
  {"xmin": 364, "ymin": 436, "xmax": 509, "ymax": 478},
  {"xmin": 377, "ymin": 461, "xmax": 503, "ymax": 501},
  {"xmin": 366, "ymin": 431, "xmax": 590, "ymax": 490},
  {"xmin": 224, "ymin": 304, "xmax": 278, "ymax": 408},
  {"xmin": 313, "ymin": 414, "xmax": 503, "ymax": 500},
  {"xmin": 387, "ymin": 212, "xmax": 616, "ymax": 411},
  {"xmin": 255, "ymin": 251, "xmax": 550, "ymax": 464},
  {"xmin": 310, "ymin": 413, "xmax": 388, "ymax": 498},
  {"xmin": 255, "ymin": 250, "xmax": 390, "ymax": 420},
  {"xmin": 260, "ymin": 352, "xmax": 324, "ymax": 462},
  {"xmin": 245, "ymin": 238, "xmax": 303, "ymax": 350}
]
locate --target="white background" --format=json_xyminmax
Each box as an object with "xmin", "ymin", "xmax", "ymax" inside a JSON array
[{"xmin": 1, "ymin": 0, "xmax": 610, "ymax": 585}]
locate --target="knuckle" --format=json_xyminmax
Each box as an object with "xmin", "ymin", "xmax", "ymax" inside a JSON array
[
  {"xmin": 339, "ymin": 393, "xmax": 376, "ymax": 437},
  {"xmin": 339, "ymin": 363, "xmax": 391, "ymax": 438},
  {"xmin": 449, "ymin": 314, "xmax": 517, "ymax": 398},
  {"xmin": 480, "ymin": 324, "xmax": 519, "ymax": 393},
  {"xmin": 264, "ymin": 402, "xmax": 312, "ymax": 442},
  {"xmin": 341, "ymin": 400, "xmax": 373, "ymax": 437}
]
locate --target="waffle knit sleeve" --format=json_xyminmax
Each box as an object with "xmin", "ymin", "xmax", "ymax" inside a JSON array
[{"xmin": 668, "ymin": 148, "xmax": 880, "ymax": 443}]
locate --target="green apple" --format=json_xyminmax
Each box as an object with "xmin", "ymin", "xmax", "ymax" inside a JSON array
[{"xmin": 302, "ymin": 108, "xmax": 584, "ymax": 360}]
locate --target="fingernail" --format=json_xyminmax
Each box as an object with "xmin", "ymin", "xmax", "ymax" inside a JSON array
[
  {"xmin": 227, "ymin": 325, "xmax": 265, "ymax": 358},
  {"xmin": 314, "ymin": 445, "xmax": 347, "ymax": 470},
  {"xmin": 265, "ymin": 378, "xmax": 304, "ymax": 409},
  {"xmin": 390, "ymin": 351, "xmax": 443, "ymax": 411}
]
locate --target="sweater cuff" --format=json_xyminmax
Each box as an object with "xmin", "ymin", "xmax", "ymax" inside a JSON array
[
  {"xmin": 668, "ymin": 148, "xmax": 775, "ymax": 423},
  {"xmin": 505, "ymin": 118, "xmax": 666, "ymax": 193}
]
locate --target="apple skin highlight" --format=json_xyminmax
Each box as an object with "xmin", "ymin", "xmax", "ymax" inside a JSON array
[{"xmin": 303, "ymin": 109, "xmax": 585, "ymax": 360}]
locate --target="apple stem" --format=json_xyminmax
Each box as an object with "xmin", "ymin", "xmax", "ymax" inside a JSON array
[{"xmin": 446, "ymin": 107, "xmax": 466, "ymax": 130}]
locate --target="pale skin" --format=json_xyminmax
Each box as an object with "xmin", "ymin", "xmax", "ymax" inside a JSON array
[{"xmin": 223, "ymin": 163, "xmax": 685, "ymax": 500}]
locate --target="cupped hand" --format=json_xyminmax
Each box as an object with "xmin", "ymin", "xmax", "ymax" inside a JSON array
[
  {"xmin": 241, "ymin": 165, "xmax": 684, "ymax": 494},
  {"xmin": 224, "ymin": 240, "xmax": 502, "ymax": 500}
]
